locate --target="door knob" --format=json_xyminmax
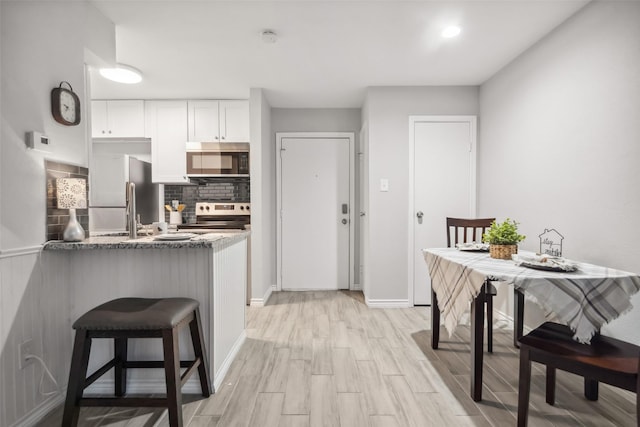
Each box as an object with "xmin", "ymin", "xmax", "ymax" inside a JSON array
[
  {"xmin": 360, "ymin": 212, "xmax": 366, "ymax": 217},
  {"xmin": 416, "ymin": 211, "xmax": 424, "ymax": 219},
  {"xmin": 342, "ymin": 218, "xmax": 348, "ymax": 225}
]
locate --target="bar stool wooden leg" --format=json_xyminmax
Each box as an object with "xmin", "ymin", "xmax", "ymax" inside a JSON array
[
  {"xmin": 114, "ymin": 338, "xmax": 128, "ymax": 397},
  {"xmin": 62, "ymin": 330, "xmax": 92, "ymax": 427},
  {"xmin": 189, "ymin": 308, "xmax": 212, "ymax": 396},
  {"xmin": 517, "ymin": 346, "xmax": 532, "ymax": 427},
  {"xmin": 163, "ymin": 327, "xmax": 183, "ymax": 427}
]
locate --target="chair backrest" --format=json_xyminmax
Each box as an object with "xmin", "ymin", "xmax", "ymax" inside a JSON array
[{"xmin": 446, "ymin": 217, "xmax": 495, "ymax": 248}]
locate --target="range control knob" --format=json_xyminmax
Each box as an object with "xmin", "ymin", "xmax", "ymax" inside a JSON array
[
  {"xmin": 199, "ymin": 205, "xmax": 205, "ymax": 211},
  {"xmin": 246, "ymin": 205, "xmax": 250, "ymax": 211},
  {"xmin": 205, "ymin": 205, "xmax": 210, "ymax": 211},
  {"xmin": 240, "ymin": 206, "xmax": 245, "ymax": 210}
]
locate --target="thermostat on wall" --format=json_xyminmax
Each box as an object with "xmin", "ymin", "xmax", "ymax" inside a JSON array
[{"xmin": 25, "ymin": 131, "xmax": 51, "ymax": 151}]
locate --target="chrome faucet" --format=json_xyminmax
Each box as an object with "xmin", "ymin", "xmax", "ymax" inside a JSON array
[{"xmin": 126, "ymin": 182, "xmax": 137, "ymax": 239}]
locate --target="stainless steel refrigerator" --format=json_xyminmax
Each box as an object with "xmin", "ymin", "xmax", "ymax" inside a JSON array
[{"xmin": 90, "ymin": 155, "xmax": 159, "ymax": 232}]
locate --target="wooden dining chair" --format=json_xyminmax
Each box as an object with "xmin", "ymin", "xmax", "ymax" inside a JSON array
[
  {"xmin": 444, "ymin": 217, "xmax": 497, "ymax": 352},
  {"xmin": 517, "ymin": 322, "xmax": 640, "ymax": 427}
]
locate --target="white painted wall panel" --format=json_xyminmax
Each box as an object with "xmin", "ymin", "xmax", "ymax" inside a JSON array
[
  {"xmin": 0, "ymin": 251, "xmax": 71, "ymax": 427},
  {"xmin": 249, "ymin": 89, "xmax": 275, "ymax": 305},
  {"xmin": 363, "ymin": 87, "xmax": 479, "ymax": 302},
  {"xmin": 63, "ymin": 248, "xmax": 213, "ymax": 392},
  {"xmin": 479, "ymin": 1, "xmax": 640, "ymax": 342},
  {"xmin": 212, "ymin": 239, "xmax": 246, "ymax": 379}
]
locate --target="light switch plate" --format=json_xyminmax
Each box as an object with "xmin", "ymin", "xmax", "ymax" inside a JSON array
[{"xmin": 380, "ymin": 178, "xmax": 389, "ymax": 192}]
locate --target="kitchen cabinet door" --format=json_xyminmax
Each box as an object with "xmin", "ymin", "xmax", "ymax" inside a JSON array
[
  {"xmin": 91, "ymin": 101, "xmax": 109, "ymax": 138},
  {"xmin": 220, "ymin": 100, "xmax": 250, "ymax": 142},
  {"xmin": 146, "ymin": 100, "xmax": 189, "ymax": 183},
  {"xmin": 188, "ymin": 100, "xmax": 220, "ymax": 142},
  {"xmin": 91, "ymin": 100, "xmax": 145, "ymax": 138}
]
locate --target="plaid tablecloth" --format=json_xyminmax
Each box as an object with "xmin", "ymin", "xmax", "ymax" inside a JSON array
[{"xmin": 423, "ymin": 248, "xmax": 640, "ymax": 343}]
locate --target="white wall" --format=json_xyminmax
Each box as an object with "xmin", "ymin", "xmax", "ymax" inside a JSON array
[
  {"xmin": 271, "ymin": 108, "xmax": 361, "ymax": 134},
  {"xmin": 364, "ymin": 87, "xmax": 479, "ymax": 303},
  {"xmin": 479, "ymin": 1, "xmax": 640, "ymax": 343},
  {"xmin": 249, "ymin": 88, "xmax": 275, "ymax": 305},
  {"xmin": 0, "ymin": 2, "xmax": 114, "ymax": 425}
]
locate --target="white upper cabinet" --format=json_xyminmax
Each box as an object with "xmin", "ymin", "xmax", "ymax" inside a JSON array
[
  {"xmin": 220, "ymin": 100, "xmax": 250, "ymax": 142},
  {"xmin": 145, "ymin": 100, "xmax": 189, "ymax": 183},
  {"xmin": 188, "ymin": 101, "xmax": 220, "ymax": 142},
  {"xmin": 188, "ymin": 100, "xmax": 249, "ymax": 143},
  {"xmin": 91, "ymin": 100, "xmax": 145, "ymax": 138}
]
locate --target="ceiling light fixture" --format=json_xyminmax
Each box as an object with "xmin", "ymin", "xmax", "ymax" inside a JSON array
[
  {"xmin": 99, "ymin": 64, "xmax": 143, "ymax": 84},
  {"xmin": 441, "ymin": 25, "xmax": 462, "ymax": 39},
  {"xmin": 261, "ymin": 30, "xmax": 278, "ymax": 44}
]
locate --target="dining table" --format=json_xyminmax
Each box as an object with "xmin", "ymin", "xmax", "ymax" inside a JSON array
[{"xmin": 422, "ymin": 247, "xmax": 640, "ymax": 401}]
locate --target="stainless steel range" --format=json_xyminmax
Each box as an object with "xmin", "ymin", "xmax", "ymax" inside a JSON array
[{"xmin": 178, "ymin": 202, "xmax": 250, "ymax": 231}]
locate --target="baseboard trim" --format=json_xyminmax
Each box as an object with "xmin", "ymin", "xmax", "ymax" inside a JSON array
[
  {"xmin": 365, "ymin": 298, "xmax": 410, "ymax": 308},
  {"xmin": 250, "ymin": 284, "xmax": 273, "ymax": 307},
  {"xmin": 10, "ymin": 393, "xmax": 65, "ymax": 427},
  {"xmin": 213, "ymin": 330, "xmax": 246, "ymax": 391}
]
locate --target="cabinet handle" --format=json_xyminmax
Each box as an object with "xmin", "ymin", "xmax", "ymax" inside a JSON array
[
  {"xmin": 215, "ymin": 136, "xmax": 219, "ymax": 140},
  {"xmin": 108, "ymin": 130, "xmax": 112, "ymax": 134},
  {"xmin": 221, "ymin": 136, "xmax": 225, "ymax": 140},
  {"xmin": 101, "ymin": 130, "xmax": 105, "ymax": 134}
]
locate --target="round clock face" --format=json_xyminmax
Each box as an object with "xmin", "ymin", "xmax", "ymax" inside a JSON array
[
  {"xmin": 59, "ymin": 90, "xmax": 77, "ymax": 123},
  {"xmin": 51, "ymin": 83, "xmax": 80, "ymax": 126}
]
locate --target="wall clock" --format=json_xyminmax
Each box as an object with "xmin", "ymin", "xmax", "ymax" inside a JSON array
[{"xmin": 51, "ymin": 81, "xmax": 81, "ymax": 126}]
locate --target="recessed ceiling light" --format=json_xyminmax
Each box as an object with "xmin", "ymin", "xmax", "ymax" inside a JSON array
[
  {"xmin": 441, "ymin": 26, "xmax": 462, "ymax": 39},
  {"xmin": 99, "ymin": 64, "xmax": 143, "ymax": 84},
  {"xmin": 261, "ymin": 30, "xmax": 278, "ymax": 44}
]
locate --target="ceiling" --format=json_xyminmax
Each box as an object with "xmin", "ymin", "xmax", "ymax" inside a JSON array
[{"xmin": 89, "ymin": 0, "xmax": 589, "ymax": 108}]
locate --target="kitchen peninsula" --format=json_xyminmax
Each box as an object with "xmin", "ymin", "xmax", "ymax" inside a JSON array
[{"xmin": 44, "ymin": 232, "xmax": 248, "ymax": 393}]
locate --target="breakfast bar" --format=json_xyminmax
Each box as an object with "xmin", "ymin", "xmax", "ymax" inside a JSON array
[{"xmin": 44, "ymin": 232, "xmax": 249, "ymax": 393}]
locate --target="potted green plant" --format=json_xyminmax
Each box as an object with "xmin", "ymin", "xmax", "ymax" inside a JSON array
[{"xmin": 483, "ymin": 218, "xmax": 526, "ymax": 259}]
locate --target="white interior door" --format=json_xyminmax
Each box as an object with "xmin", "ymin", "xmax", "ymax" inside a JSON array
[
  {"xmin": 411, "ymin": 117, "xmax": 476, "ymax": 305},
  {"xmin": 278, "ymin": 135, "xmax": 351, "ymax": 290}
]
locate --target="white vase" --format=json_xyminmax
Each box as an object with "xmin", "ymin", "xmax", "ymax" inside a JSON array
[{"xmin": 63, "ymin": 208, "xmax": 85, "ymax": 242}]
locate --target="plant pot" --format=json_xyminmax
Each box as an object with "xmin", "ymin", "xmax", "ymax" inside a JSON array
[{"xmin": 490, "ymin": 244, "xmax": 518, "ymax": 260}]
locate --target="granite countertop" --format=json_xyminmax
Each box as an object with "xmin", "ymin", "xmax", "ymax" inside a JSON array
[{"xmin": 43, "ymin": 231, "xmax": 249, "ymax": 250}]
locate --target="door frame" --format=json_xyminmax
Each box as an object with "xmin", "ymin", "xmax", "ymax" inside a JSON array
[
  {"xmin": 407, "ymin": 116, "xmax": 477, "ymax": 306},
  {"xmin": 276, "ymin": 132, "xmax": 356, "ymax": 291}
]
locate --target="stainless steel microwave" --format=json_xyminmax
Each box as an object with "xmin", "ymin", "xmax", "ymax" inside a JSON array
[{"xmin": 186, "ymin": 142, "xmax": 249, "ymax": 176}]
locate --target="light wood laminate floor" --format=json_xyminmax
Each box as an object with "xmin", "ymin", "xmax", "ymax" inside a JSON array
[{"xmin": 39, "ymin": 291, "xmax": 636, "ymax": 426}]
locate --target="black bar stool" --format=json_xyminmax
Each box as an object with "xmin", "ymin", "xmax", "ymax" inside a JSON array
[{"xmin": 62, "ymin": 298, "xmax": 212, "ymax": 427}]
